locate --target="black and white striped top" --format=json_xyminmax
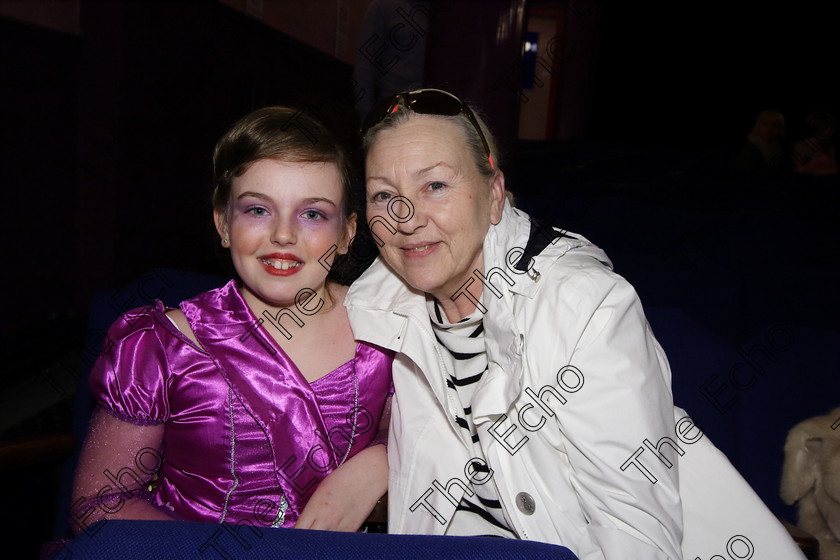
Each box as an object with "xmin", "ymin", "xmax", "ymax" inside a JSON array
[{"xmin": 428, "ymin": 298, "xmax": 518, "ymax": 539}]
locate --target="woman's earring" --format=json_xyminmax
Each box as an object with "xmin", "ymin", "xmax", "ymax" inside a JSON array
[{"xmin": 222, "ymin": 238, "xmax": 229, "ymax": 247}]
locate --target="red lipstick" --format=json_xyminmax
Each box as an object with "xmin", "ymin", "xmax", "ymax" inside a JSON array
[{"xmin": 258, "ymin": 253, "xmax": 304, "ymax": 276}]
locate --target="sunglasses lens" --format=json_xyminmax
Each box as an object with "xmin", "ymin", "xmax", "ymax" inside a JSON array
[
  {"xmin": 407, "ymin": 91, "xmax": 462, "ymax": 117},
  {"xmin": 362, "ymin": 90, "xmax": 464, "ymax": 135}
]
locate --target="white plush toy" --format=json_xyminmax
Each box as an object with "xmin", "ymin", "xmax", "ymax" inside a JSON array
[{"xmin": 781, "ymin": 407, "xmax": 840, "ymax": 560}]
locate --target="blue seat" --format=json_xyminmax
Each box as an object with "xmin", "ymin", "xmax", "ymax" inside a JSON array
[
  {"xmin": 56, "ymin": 519, "xmax": 579, "ymax": 560},
  {"xmin": 645, "ymin": 307, "xmax": 840, "ymax": 521}
]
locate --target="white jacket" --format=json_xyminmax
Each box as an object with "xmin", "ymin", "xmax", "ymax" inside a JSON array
[{"xmin": 346, "ymin": 202, "xmax": 804, "ymax": 560}]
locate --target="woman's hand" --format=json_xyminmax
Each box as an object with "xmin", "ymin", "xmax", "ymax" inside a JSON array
[{"xmin": 294, "ymin": 444, "xmax": 387, "ymax": 531}]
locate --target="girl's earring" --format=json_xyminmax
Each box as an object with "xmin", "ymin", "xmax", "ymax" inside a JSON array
[{"xmin": 222, "ymin": 238, "xmax": 229, "ymax": 247}]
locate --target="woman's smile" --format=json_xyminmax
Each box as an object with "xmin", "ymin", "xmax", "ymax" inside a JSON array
[{"xmin": 400, "ymin": 241, "xmax": 441, "ymax": 257}]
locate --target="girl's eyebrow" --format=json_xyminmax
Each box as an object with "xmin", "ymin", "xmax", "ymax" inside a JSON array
[
  {"xmin": 302, "ymin": 197, "xmax": 337, "ymax": 207},
  {"xmin": 236, "ymin": 191, "xmax": 270, "ymax": 201},
  {"xmin": 235, "ymin": 192, "xmax": 337, "ymax": 207}
]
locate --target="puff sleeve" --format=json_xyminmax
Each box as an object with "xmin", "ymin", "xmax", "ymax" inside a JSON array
[{"xmin": 89, "ymin": 306, "xmax": 174, "ymax": 425}]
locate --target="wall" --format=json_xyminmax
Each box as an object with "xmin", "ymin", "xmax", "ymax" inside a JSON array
[
  {"xmin": 218, "ymin": 0, "xmax": 371, "ymax": 65},
  {"xmin": 0, "ymin": 0, "xmax": 80, "ymax": 35}
]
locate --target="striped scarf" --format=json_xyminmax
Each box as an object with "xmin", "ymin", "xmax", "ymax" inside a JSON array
[{"xmin": 428, "ymin": 297, "xmax": 517, "ymax": 538}]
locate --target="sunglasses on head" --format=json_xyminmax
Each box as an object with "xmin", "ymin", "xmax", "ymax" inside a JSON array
[{"xmin": 361, "ymin": 88, "xmax": 495, "ymax": 170}]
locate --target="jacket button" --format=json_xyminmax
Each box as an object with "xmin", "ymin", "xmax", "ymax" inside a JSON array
[{"xmin": 515, "ymin": 492, "xmax": 535, "ymax": 515}]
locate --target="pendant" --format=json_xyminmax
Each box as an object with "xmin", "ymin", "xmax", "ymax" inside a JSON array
[{"xmin": 271, "ymin": 492, "xmax": 289, "ymax": 528}]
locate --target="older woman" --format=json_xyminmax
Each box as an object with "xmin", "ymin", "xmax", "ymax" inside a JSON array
[{"xmin": 345, "ymin": 89, "xmax": 804, "ymax": 559}]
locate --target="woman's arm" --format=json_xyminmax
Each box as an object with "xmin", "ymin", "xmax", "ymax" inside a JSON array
[
  {"xmin": 293, "ymin": 443, "xmax": 388, "ymax": 531},
  {"xmin": 70, "ymin": 406, "xmax": 175, "ymax": 534},
  {"xmin": 531, "ymin": 263, "xmax": 682, "ymax": 558}
]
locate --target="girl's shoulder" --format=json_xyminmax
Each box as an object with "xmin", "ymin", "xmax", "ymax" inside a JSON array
[
  {"xmin": 102, "ymin": 300, "xmax": 207, "ymax": 359},
  {"xmin": 164, "ymin": 308, "xmax": 203, "ymax": 350}
]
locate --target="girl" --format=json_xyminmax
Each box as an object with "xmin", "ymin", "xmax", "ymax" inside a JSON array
[{"xmin": 71, "ymin": 107, "xmax": 392, "ymax": 532}]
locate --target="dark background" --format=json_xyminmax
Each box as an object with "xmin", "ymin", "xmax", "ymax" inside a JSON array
[
  {"xmin": 1, "ymin": 1, "xmax": 837, "ymax": 557},
  {"xmin": 593, "ymin": 3, "xmax": 839, "ymax": 149}
]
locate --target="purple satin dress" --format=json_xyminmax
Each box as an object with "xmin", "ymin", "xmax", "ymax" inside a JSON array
[{"xmin": 90, "ymin": 280, "xmax": 393, "ymax": 527}]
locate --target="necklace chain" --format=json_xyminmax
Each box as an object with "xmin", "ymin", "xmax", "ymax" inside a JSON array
[{"xmin": 336, "ymin": 364, "xmax": 359, "ymax": 468}]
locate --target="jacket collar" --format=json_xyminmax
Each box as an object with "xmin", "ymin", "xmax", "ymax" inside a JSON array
[{"xmin": 345, "ymin": 201, "xmax": 611, "ymax": 421}]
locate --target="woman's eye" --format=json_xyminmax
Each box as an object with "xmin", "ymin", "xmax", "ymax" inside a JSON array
[
  {"xmin": 246, "ymin": 207, "xmax": 268, "ymax": 216},
  {"xmin": 372, "ymin": 192, "xmax": 393, "ymax": 202},
  {"xmin": 428, "ymin": 181, "xmax": 446, "ymax": 191}
]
